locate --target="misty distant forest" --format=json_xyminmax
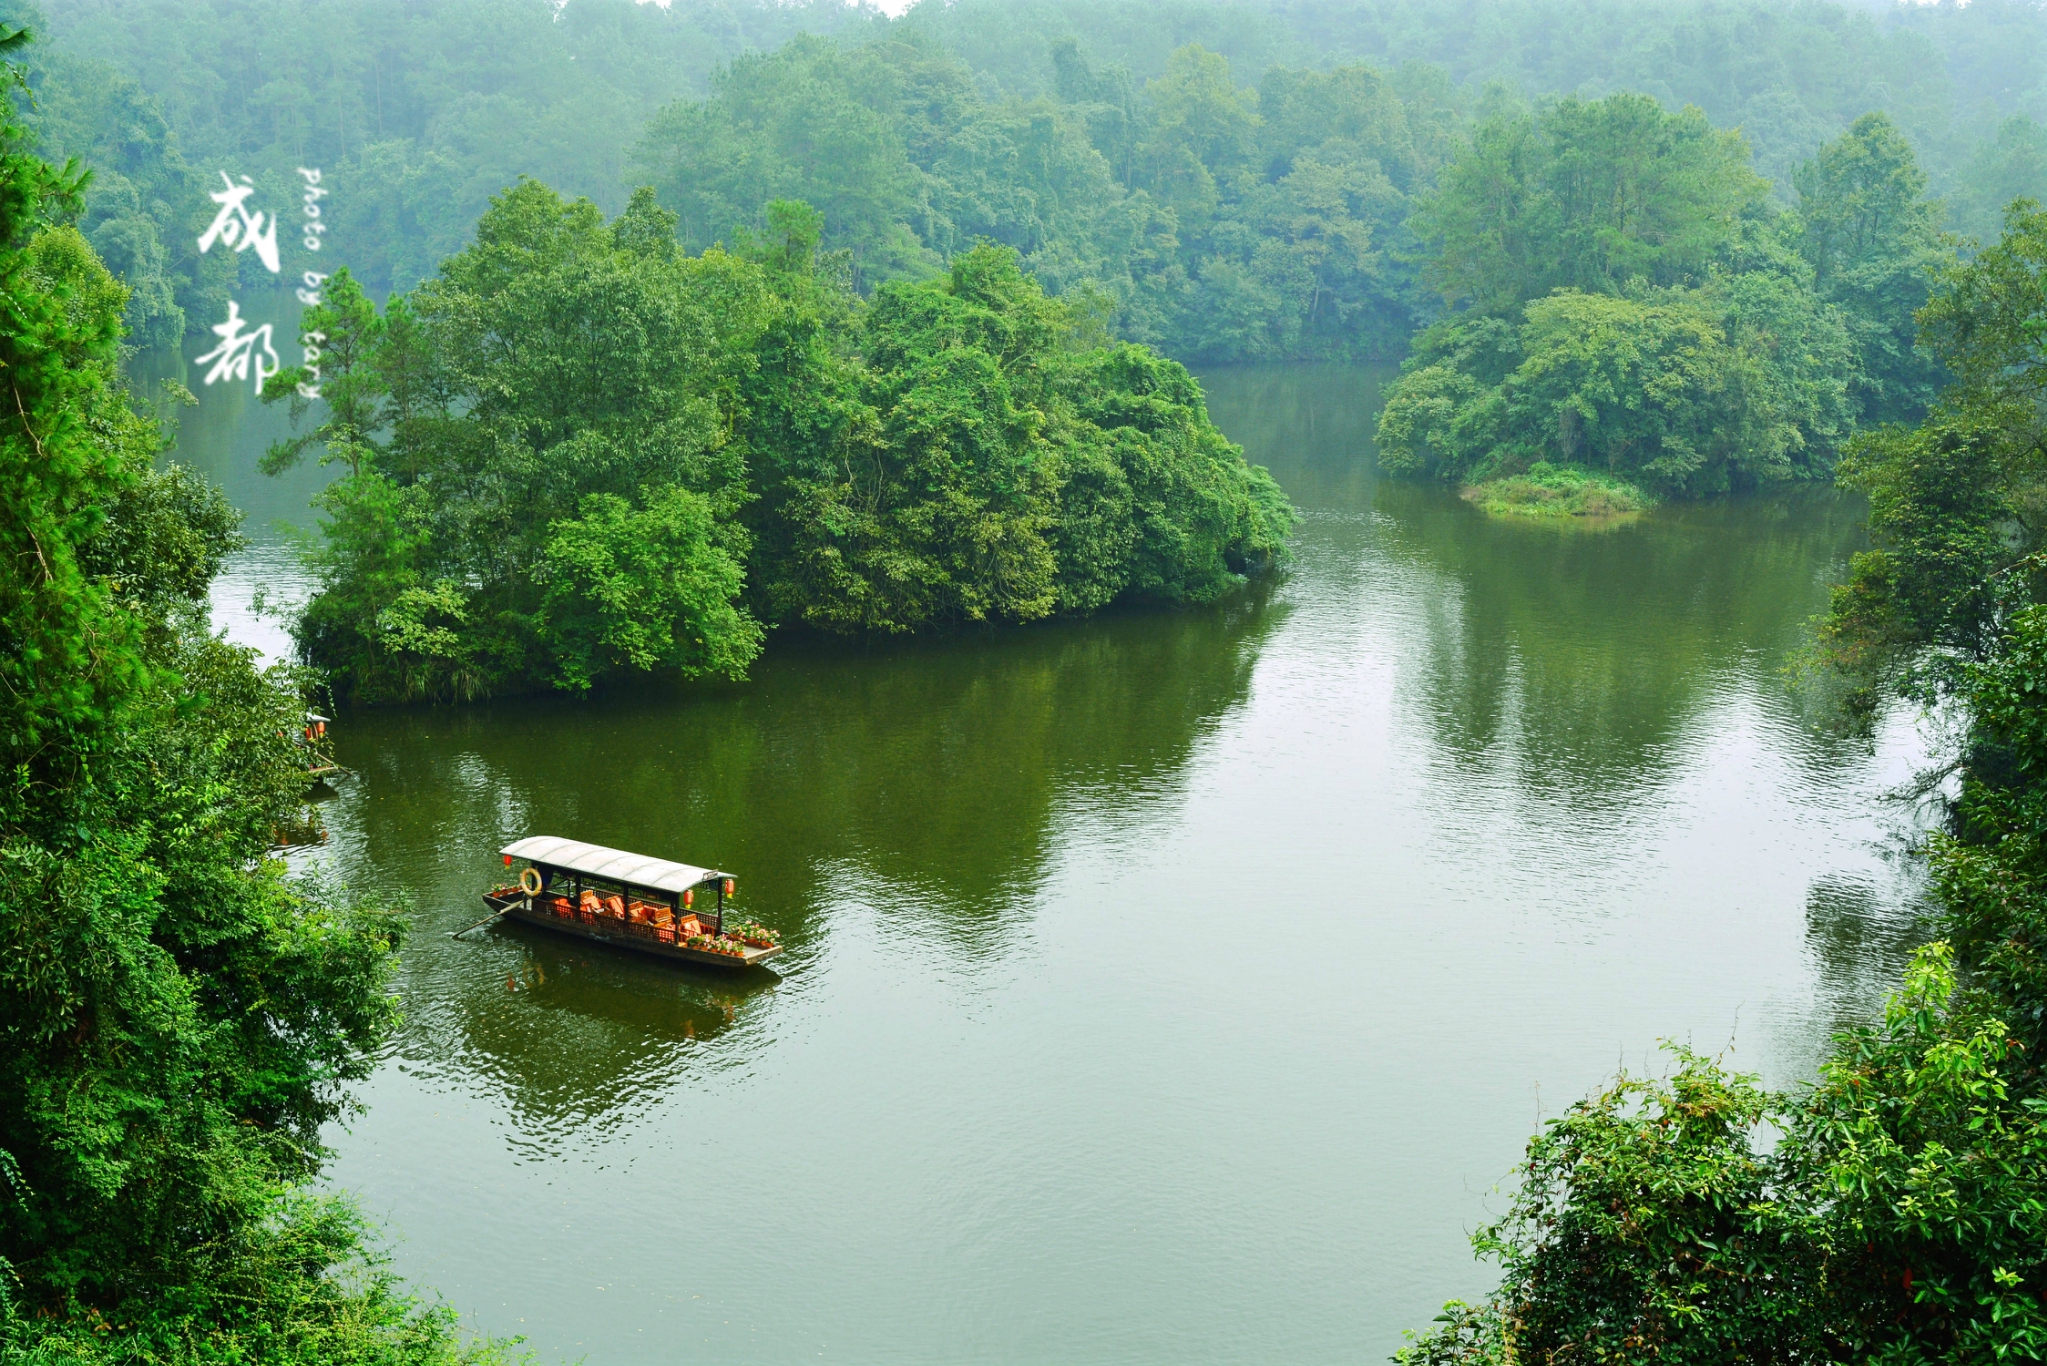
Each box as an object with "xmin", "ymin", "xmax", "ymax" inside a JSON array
[{"xmin": 22, "ymin": 0, "xmax": 2047, "ymax": 361}]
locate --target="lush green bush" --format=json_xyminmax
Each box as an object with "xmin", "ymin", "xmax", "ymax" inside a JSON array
[{"xmin": 1401, "ymin": 937, "xmax": 2047, "ymax": 1364}]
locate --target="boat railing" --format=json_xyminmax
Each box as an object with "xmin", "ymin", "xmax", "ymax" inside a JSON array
[{"xmin": 524, "ymin": 886, "xmax": 717, "ymax": 947}]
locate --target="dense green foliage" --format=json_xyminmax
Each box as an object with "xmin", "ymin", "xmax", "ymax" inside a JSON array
[
  {"xmin": 1795, "ymin": 111, "xmax": 1954, "ymax": 424},
  {"xmin": 635, "ymin": 33, "xmax": 1454, "ymax": 360},
  {"xmin": 1377, "ymin": 94, "xmax": 1879, "ymax": 497},
  {"xmin": 1813, "ymin": 198, "xmax": 2047, "ymax": 699},
  {"xmin": 906, "ymin": 0, "xmax": 2036, "ymax": 195},
  {"xmin": 0, "ymin": 31, "xmax": 505, "ymax": 1364},
  {"xmin": 13, "ymin": 0, "xmax": 2047, "ymax": 365},
  {"xmin": 262, "ymin": 183, "xmax": 769, "ymax": 701},
  {"xmin": 747, "ymin": 221, "xmax": 1293, "ymax": 631},
  {"xmin": 1411, "ymin": 93, "xmax": 1764, "ymax": 313},
  {"xmin": 262, "ymin": 186, "xmax": 1290, "ymax": 702},
  {"xmin": 1398, "ymin": 189, "xmax": 2047, "ymax": 1366}
]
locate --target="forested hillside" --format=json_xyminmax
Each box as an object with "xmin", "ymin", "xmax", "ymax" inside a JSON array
[
  {"xmin": 18, "ymin": 0, "xmax": 2047, "ymax": 364},
  {"xmin": 11, "ymin": 0, "xmax": 877, "ymax": 342}
]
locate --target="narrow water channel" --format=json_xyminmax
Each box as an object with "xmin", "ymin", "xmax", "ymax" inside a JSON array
[{"xmin": 148, "ymin": 322, "xmax": 1932, "ymax": 1363}]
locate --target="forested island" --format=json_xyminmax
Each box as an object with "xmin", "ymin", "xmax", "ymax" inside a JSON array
[
  {"xmin": 3, "ymin": 0, "xmax": 2047, "ymax": 1361},
  {"xmin": 256, "ymin": 191, "xmax": 1291, "ymax": 702}
]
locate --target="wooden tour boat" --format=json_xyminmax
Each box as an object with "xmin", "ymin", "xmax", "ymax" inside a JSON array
[{"xmin": 478, "ymin": 836, "xmax": 782, "ymax": 969}]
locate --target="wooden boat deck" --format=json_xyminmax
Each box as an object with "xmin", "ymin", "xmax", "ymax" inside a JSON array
[{"xmin": 483, "ymin": 890, "xmax": 782, "ymax": 969}]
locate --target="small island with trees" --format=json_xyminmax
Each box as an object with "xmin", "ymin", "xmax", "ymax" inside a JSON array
[
  {"xmin": 257, "ymin": 193, "xmax": 1293, "ymax": 702},
  {"xmin": 1379, "ymin": 97, "xmax": 1944, "ymax": 520}
]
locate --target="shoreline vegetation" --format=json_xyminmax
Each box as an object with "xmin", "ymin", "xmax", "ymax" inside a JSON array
[
  {"xmin": 0, "ymin": 28, "xmax": 518, "ymax": 1364},
  {"xmin": 1398, "ymin": 198, "xmax": 2047, "ymax": 1363},
  {"xmin": 1459, "ymin": 463, "xmax": 1652, "ymax": 522}
]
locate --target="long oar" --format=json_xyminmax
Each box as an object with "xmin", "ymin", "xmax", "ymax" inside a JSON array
[{"xmin": 449, "ymin": 902, "xmax": 516, "ymax": 938}]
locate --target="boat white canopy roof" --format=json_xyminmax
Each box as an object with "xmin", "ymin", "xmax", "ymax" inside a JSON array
[{"xmin": 501, "ymin": 836, "xmax": 728, "ymax": 895}]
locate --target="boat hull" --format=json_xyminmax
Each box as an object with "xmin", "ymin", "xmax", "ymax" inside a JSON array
[{"xmin": 482, "ymin": 891, "xmax": 782, "ymax": 969}]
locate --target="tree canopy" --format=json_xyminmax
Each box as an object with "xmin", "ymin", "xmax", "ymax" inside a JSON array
[
  {"xmin": 1409, "ymin": 92, "xmax": 1765, "ymax": 313},
  {"xmin": 1378, "ymin": 95, "xmax": 1880, "ymax": 498}
]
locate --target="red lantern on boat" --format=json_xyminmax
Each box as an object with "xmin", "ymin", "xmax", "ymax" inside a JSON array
[
  {"xmin": 723, "ymin": 878, "xmax": 735, "ymax": 897},
  {"xmin": 683, "ymin": 888, "xmax": 694, "ymax": 908}
]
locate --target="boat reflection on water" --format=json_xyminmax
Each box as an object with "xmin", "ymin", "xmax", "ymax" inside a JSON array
[{"xmin": 409, "ymin": 915, "xmax": 782, "ymax": 1142}]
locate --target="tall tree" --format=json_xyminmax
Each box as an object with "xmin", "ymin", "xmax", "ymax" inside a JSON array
[
  {"xmin": 1795, "ymin": 112, "xmax": 1951, "ymax": 424},
  {"xmin": 266, "ymin": 180, "xmax": 769, "ymax": 702},
  {"xmin": 1411, "ymin": 93, "xmax": 1767, "ymax": 313}
]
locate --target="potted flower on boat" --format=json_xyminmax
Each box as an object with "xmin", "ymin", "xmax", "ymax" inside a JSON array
[
  {"xmin": 687, "ymin": 933, "xmax": 747, "ymax": 959},
  {"xmin": 731, "ymin": 921, "xmax": 780, "ymax": 948}
]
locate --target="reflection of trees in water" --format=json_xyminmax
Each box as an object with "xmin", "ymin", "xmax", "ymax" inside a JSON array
[
  {"xmin": 127, "ymin": 289, "xmax": 338, "ymax": 541},
  {"xmin": 1208, "ymin": 361, "xmax": 1877, "ymax": 803},
  {"xmin": 322, "ymin": 588, "xmax": 1280, "ymax": 1129},
  {"xmin": 1378, "ymin": 484, "xmax": 1873, "ymax": 799},
  {"xmin": 1804, "ymin": 869, "xmax": 1928, "ymax": 1015},
  {"xmin": 1199, "ymin": 362, "xmax": 1391, "ymax": 513}
]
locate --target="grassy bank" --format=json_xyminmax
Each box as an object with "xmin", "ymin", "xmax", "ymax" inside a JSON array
[{"xmin": 1461, "ymin": 463, "xmax": 1653, "ymax": 521}]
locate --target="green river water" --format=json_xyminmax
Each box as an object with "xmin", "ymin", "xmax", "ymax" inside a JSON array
[{"xmin": 143, "ymin": 294, "xmax": 1932, "ymax": 1363}]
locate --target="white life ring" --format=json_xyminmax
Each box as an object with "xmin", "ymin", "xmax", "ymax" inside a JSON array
[{"xmin": 519, "ymin": 867, "xmax": 544, "ymax": 896}]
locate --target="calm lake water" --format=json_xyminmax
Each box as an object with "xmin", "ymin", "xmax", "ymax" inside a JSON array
[{"xmin": 147, "ymin": 312, "xmax": 1933, "ymax": 1364}]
